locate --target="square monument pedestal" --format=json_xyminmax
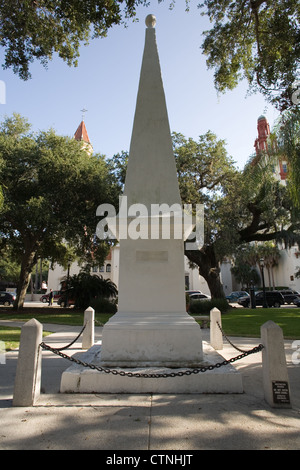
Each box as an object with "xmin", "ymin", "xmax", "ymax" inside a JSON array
[
  {"xmin": 60, "ymin": 313, "xmax": 243, "ymax": 394},
  {"xmin": 100, "ymin": 312, "xmax": 203, "ymax": 368},
  {"xmin": 60, "ymin": 340, "xmax": 243, "ymax": 394}
]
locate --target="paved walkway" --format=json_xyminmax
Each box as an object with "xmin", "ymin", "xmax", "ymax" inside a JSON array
[{"xmin": 0, "ymin": 320, "xmax": 300, "ymax": 451}]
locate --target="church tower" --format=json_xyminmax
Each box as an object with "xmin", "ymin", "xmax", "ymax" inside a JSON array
[
  {"xmin": 74, "ymin": 114, "xmax": 93, "ymax": 155},
  {"xmin": 253, "ymin": 115, "xmax": 287, "ymax": 182},
  {"xmin": 254, "ymin": 115, "xmax": 270, "ymax": 154}
]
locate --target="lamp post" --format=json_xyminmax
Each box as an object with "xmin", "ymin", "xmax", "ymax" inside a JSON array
[
  {"xmin": 65, "ymin": 261, "xmax": 71, "ymax": 308},
  {"xmin": 259, "ymin": 258, "xmax": 268, "ymax": 308},
  {"xmin": 250, "ymin": 280, "xmax": 256, "ymax": 309}
]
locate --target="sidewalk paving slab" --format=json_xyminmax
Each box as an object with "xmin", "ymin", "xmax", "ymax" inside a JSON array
[{"xmin": 0, "ymin": 320, "xmax": 300, "ymax": 451}]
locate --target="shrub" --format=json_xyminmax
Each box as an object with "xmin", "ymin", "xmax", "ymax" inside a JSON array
[
  {"xmin": 90, "ymin": 297, "xmax": 117, "ymax": 314},
  {"xmin": 188, "ymin": 298, "xmax": 230, "ymax": 314}
]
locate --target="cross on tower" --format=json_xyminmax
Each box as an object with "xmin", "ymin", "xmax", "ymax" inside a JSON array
[{"xmin": 81, "ymin": 108, "xmax": 88, "ymax": 121}]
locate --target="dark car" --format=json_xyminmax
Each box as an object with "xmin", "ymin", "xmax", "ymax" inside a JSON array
[
  {"xmin": 278, "ymin": 290, "xmax": 300, "ymax": 304},
  {"xmin": 293, "ymin": 298, "xmax": 300, "ymax": 307},
  {"xmin": 226, "ymin": 291, "xmax": 249, "ymax": 302},
  {"xmin": 0, "ymin": 291, "xmax": 16, "ymax": 306},
  {"xmin": 238, "ymin": 290, "xmax": 284, "ymax": 308},
  {"xmin": 40, "ymin": 290, "xmax": 61, "ymax": 303}
]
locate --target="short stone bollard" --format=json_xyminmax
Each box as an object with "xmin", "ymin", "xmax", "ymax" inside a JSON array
[
  {"xmin": 210, "ymin": 307, "xmax": 223, "ymax": 350},
  {"xmin": 13, "ymin": 318, "xmax": 43, "ymax": 407},
  {"xmin": 261, "ymin": 320, "xmax": 291, "ymax": 408},
  {"xmin": 82, "ymin": 306, "xmax": 95, "ymax": 349}
]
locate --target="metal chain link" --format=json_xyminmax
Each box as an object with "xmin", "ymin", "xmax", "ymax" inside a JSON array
[
  {"xmin": 42, "ymin": 324, "xmax": 86, "ymax": 352},
  {"xmin": 216, "ymin": 321, "xmax": 253, "ymax": 353},
  {"xmin": 40, "ymin": 323, "xmax": 264, "ymax": 378}
]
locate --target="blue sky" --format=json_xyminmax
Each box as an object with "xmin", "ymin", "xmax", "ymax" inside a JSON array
[{"xmin": 0, "ymin": 2, "xmax": 279, "ymax": 170}]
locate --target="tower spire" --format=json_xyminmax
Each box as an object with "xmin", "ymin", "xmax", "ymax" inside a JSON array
[{"xmin": 74, "ymin": 110, "xmax": 93, "ymax": 155}]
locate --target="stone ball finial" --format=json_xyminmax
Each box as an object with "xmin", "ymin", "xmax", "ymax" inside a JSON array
[{"xmin": 145, "ymin": 14, "xmax": 156, "ymax": 28}]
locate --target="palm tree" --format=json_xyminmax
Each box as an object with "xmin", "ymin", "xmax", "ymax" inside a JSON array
[
  {"xmin": 67, "ymin": 271, "xmax": 117, "ymax": 309},
  {"xmin": 257, "ymin": 243, "xmax": 281, "ymax": 290},
  {"xmin": 272, "ymin": 108, "xmax": 300, "ymax": 207}
]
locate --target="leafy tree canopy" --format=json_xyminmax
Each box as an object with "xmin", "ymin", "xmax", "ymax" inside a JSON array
[
  {"xmin": 1, "ymin": 1, "xmax": 299, "ymax": 110},
  {"xmin": 0, "ymin": 0, "xmax": 147, "ymax": 80},
  {"xmin": 0, "ymin": 113, "xmax": 120, "ymax": 308},
  {"xmin": 199, "ymin": 0, "xmax": 300, "ymax": 110},
  {"xmin": 272, "ymin": 108, "xmax": 300, "ymax": 207}
]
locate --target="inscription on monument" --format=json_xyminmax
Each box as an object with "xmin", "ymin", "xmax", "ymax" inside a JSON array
[
  {"xmin": 272, "ymin": 381, "xmax": 290, "ymax": 404},
  {"xmin": 136, "ymin": 250, "xmax": 168, "ymax": 262}
]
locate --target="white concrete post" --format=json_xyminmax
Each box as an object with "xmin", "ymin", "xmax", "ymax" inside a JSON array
[
  {"xmin": 261, "ymin": 320, "xmax": 291, "ymax": 408},
  {"xmin": 82, "ymin": 306, "xmax": 95, "ymax": 349},
  {"xmin": 210, "ymin": 308, "xmax": 223, "ymax": 350},
  {"xmin": 13, "ymin": 318, "xmax": 43, "ymax": 407}
]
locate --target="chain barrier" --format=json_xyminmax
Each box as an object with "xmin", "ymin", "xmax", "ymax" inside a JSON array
[
  {"xmin": 40, "ymin": 322, "xmax": 264, "ymax": 379},
  {"xmin": 42, "ymin": 324, "xmax": 86, "ymax": 352},
  {"xmin": 216, "ymin": 321, "xmax": 258, "ymax": 353}
]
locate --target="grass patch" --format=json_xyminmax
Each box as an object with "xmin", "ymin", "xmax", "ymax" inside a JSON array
[
  {"xmin": 0, "ymin": 307, "xmax": 113, "ymax": 327},
  {"xmin": 0, "ymin": 326, "xmax": 51, "ymax": 351},
  {"xmin": 0, "ymin": 306, "xmax": 113, "ymax": 350},
  {"xmin": 1, "ymin": 306, "xmax": 299, "ymax": 346},
  {"xmin": 220, "ymin": 308, "xmax": 300, "ymax": 339}
]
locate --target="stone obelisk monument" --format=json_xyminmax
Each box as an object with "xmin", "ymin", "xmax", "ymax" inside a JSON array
[
  {"xmin": 100, "ymin": 14, "xmax": 203, "ymax": 367},
  {"xmin": 61, "ymin": 16, "xmax": 243, "ymax": 393}
]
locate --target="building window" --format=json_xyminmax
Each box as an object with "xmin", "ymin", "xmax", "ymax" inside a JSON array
[
  {"xmin": 106, "ymin": 264, "xmax": 111, "ymax": 273},
  {"xmin": 282, "ymin": 162, "xmax": 288, "ymax": 173},
  {"xmin": 99, "ymin": 266, "xmax": 104, "ymax": 272},
  {"xmin": 92, "ymin": 266, "xmax": 98, "ymax": 272}
]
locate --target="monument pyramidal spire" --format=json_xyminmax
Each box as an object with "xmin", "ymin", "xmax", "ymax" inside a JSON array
[{"xmin": 124, "ymin": 14, "xmax": 181, "ymax": 208}]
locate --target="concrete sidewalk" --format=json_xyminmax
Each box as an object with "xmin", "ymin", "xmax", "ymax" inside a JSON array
[{"xmin": 0, "ymin": 321, "xmax": 300, "ymax": 450}]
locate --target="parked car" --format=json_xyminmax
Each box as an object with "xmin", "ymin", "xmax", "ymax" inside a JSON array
[
  {"xmin": 226, "ymin": 291, "xmax": 250, "ymax": 302},
  {"xmin": 278, "ymin": 289, "xmax": 300, "ymax": 304},
  {"xmin": 189, "ymin": 293, "xmax": 211, "ymax": 301},
  {"xmin": 293, "ymin": 298, "xmax": 300, "ymax": 307},
  {"xmin": 185, "ymin": 290, "xmax": 202, "ymax": 296},
  {"xmin": 40, "ymin": 290, "xmax": 61, "ymax": 303},
  {"xmin": 0, "ymin": 291, "xmax": 16, "ymax": 306},
  {"xmin": 238, "ymin": 290, "xmax": 284, "ymax": 308},
  {"xmin": 57, "ymin": 292, "xmax": 75, "ymax": 307}
]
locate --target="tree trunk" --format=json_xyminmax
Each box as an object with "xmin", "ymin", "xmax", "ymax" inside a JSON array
[
  {"xmin": 14, "ymin": 249, "xmax": 37, "ymax": 309},
  {"xmin": 185, "ymin": 244, "xmax": 226, "ymax": 299}
]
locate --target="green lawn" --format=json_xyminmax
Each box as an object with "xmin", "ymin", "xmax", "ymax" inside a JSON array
[
  {"xmin": 0, "ymin": 308, "xmax": 112, "ymax": 350},
  {"xmin": 218, "ymin": 307, "xmax": 300, "ymax": 339},
  {"xmin": 0, "ymin": 306, "xmax": 299, "ymax": 351},
  {"xmin": 0, "ymin": 326, "xmax": 52, "ymax": 351}
]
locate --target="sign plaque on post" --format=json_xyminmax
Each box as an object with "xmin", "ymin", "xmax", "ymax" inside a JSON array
[{"xmin": 272, "ymin": 381, "xmax": 290, "ymax": 405}]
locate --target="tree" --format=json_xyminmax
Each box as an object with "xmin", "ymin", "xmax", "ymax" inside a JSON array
[
  {"xmin": 177, "ymin": 133, "xmax": 300, "ymax": 298},
  {"xmin": 272, "ymin": 108, "xmax": 300, "ymax": 208},
  {"xmin": 257, "ymin": 242, "xmax": 281, "ymax": 289},
  {"xmin": 230, "ymin": 242, "xmax": 280, "ymax": 290},
  {"xmin": 0, "ymin": 114, "xmax": 120, "ymax": 309},
  {"xmin": 199, "ymin": 0, "xmax": 300, "ymax": 110},
  {"xmin": 110, "ymin": 131, "xmax": 300, "ymax": 299},
  {"xmin": 67, "ymin": 271, "xmax": 117, "ymax": 309},
  {"xmin": 173, "ymin": 131, "xmax": 238, "ymax": 298},
  {"xmin": 0, "ymin": 246, "xmax": 21, "ymax": 285},
  {"xmin": 0, "ymin": 0, "xmax": 147, "ymax": 80},
  {"xmin": 230, "ymin": 261, "xmax": 260, "ymax": 289}
]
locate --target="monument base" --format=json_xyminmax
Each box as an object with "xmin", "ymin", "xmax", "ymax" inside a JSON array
[
  {"xmin": 60, "ymin": 342, "xmax": 243, "ymax": 394},
  {"xmin": 99, "ymin": 312, "xmax": 203, "ymax": 368}
]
